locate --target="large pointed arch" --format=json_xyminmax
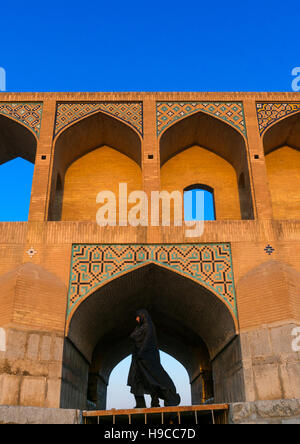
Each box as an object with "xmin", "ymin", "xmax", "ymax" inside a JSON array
[
  {"xmin": 62, "ymin": 263, "xmax": 244, "ymax": 410},
  {"xmin": 67, "ymin": 263, "xmax": 238, "ymax": 361},
  {"xmin": 66, "ymin": 243, "xmax": 238, "ymax": 327},
  {"xmin": 263, "ymin": 110, "xmax": 300, "ymax": 155}
]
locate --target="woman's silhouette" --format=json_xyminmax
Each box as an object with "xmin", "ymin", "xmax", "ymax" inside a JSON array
[{"xmin": 127, "ymin": 309, "xmax": 181, "ymax": 408}]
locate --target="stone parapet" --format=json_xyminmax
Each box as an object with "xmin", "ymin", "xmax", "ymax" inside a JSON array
[{"xmin": 229, "ymin": 399, "xmax": 300, "ymax": 424}]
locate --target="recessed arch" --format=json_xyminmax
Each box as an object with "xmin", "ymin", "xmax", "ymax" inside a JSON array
[
  {"xmin": 260, "ymin": 108, "xmax": 300, "ymax": 142},
  {"xmin": 0, "ymin": 115, "xmax": 37, "ymax": 221},
  {"xmin": 0, "ymin": 114, "xmax": 37, "ymax": 165},
  {"xmin": 48, "ymin": 111, "xmax": 142, "ymax": 221},
  {"xmin": 66, "ymin": 242, "xmax": 238, "ymax": 327},
  {"xmin": 54, "ymin": 107, "xmax": 143, "ymax": 143},
  {"xmin": 263, "ymin": 112, "xmax": 300, "ymax": 219},
  {"xmin": 263, "ymin": 111, "xmax": 300, "ymax": 155},
  {"xmin": 159, "ymin": 111, "xmax": 254, "ymax": 220},
  {"xmin": 61, "ymin": 263, "xmax": 244, "ymax": 410},
  {"xmin": 61, "ymin": 145, "xmax": 142, "ymax": 221}
]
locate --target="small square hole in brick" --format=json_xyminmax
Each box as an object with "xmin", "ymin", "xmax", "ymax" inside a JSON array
[
  {"xmin": 41, "ymin": 155, "xmax": 47, "ymax": 160},
  {"xmin": 148, "ymin": 154, "xmax": 154, "ymax": 159},
  {"xmin": 254, "ymin": 154, "xmax": 259, "ymax": 159}
]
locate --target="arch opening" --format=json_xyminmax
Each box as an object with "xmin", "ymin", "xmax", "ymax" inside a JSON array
[
  {"xmin": 0, "ymin": 115, "xmax": 37, "ymax": 221},
  {"xmin": 106, "ymin": 351, "xmax": 192, "ymax": 410},
  {"xmin": 159, "ymin": 112, "xmax": 254, "ymax": 220},
  {"xmin": 263, "ymin": 113, "xmax": 300, "ymax": 219},
  {"xmin": 48, "ymin": 111, "xmax": 142, "ymax": 221},
  {"xmin": 61, "ymin": 264, "xmax": 244, "ymax": 410}
]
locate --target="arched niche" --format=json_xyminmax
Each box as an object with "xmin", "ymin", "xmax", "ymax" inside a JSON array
[
  {"xmin": 0, "ymin": 114, "xmax": 37, "ymax": 221},
  {"xmin": 0, "ymin": 114, "xmax": 37, "ymax": 165},
  {"xmin": 159, "ymin": 112, "xmax": 254, "ymax": 220},
  {"xmin": 48, "ymin": 111, "xmax": 142, "ymax": 221},
  {"xmin": 263, "ymin": 112, "xmax": 300, "ymax": 219}
]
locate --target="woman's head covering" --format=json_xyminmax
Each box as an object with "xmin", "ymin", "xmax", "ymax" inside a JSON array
[{"xmin": 136, "ymin": 309, "xmax": 151, "ymax": 324}]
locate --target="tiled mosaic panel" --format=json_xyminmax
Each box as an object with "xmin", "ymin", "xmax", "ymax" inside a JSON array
[
  {"xmin": 0, "ymin": 102, "xmax": 43, "ymax": 138},
  {"xmin": 256, "ymin": 102, "xmax": 300, "ymax": 136},
  {"xmin": 55, "ymin": 102, "xmax": 143, "ymax": 137},
  {"xmin": 156, "ymin": 102, "xmax": 246, "ymax": 137},
  {"xmin": 68, "ymin": 244, "xmax": 237, "ymax": 319}
]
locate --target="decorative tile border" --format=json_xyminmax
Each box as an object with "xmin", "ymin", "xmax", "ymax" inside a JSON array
[
  {"xmin": 67, "ymin": 243, "xmax": 237, "ymax": 320},
  {"xmin": 0, "ymin": 102, "xmax": 43, "ymax": 138},
  {"xmin": 256, "ymin": 102, "xmax": 300, "ymax": 136},
  {"xmin": 54, "ymin": 102, "xmax": 143, "ymax": 138},
  {"xmin": 156, "ymin": 102, "xmax": 246, "ymax": 138}
]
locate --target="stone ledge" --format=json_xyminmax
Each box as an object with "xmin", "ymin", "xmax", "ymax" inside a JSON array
[
  {"xmin": 229, "ymin": 399, "xmax": 300, "ymax": 424},
  {"xmin": 1, "ymin": 400, "xmax": 300, "ymax": 424},
  {"xmin": 0, "ymin": 405, "xmax": 82, "ymax": 424}
]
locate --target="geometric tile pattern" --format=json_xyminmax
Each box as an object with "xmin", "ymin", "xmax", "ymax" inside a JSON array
[
  {"xmin": 67, "ymin": 243, "xmax": 237, "ymax": 319},
  {"xmin": 156, "ymin": 102, "xmax": 247, "ymax": 138},
  {"xmin": 256, "ymin": 102, "xmax": 300, "ymax": 136},
  {"xmin": 264, "ymin": 244, "xmax": 275, "ymax": 256},
  {"xmin": 54, "ymin": 102, "xmax": 143, "ymax": 138},
  {"xmin": 0, "ymin": 102, "xmax": 43, "ymax": 138}
]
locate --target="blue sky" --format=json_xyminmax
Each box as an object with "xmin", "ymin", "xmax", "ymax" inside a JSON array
[
  {"xmin": 0, "ymin": 0, "xmax": 299, "ymax": 407},
  {"xmin": 1, "ymin": 0, "xmax": 299, "ymax": 92},
  {"xmin": 107, "ymin": 352, "xmax": 191, "ymax": 409}
]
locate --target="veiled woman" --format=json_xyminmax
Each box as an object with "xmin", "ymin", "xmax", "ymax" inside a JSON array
[{"xmin": 127, "ymin": 309, "xmax": 181, "ymax": 408}]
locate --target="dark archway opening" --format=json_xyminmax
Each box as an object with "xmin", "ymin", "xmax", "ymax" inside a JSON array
[
  {"xmin": 0, "ymin": 115, "xmax": 37, "ymax": 221},
  {"xmin": 61, "ymin": 264, "xmax": 244, "ymax": 410}
]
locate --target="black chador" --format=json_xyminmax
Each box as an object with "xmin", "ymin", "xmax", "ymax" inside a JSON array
[{"xmin": 127, "ymin": 309, "xmax": 181, "ymax": 408}]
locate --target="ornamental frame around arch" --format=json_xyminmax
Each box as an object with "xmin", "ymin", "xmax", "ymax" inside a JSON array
[
  {"xmin": 66, "ymin": 243, "xmax": 238, "ymax": 332},
  {"xmin": 0, "ymin": 102, "xmax": 43, "ymax": 140},
  {"xmin": 53, "ymin": 102, "xmax": 144, "ymax": 142},
  {"xmin": 156, "ymin": 101, "xmax": 248, "ymax": 141},
  {"xmin": 256, "ymin": 102, "xmax": 300, "ymax": 137}
]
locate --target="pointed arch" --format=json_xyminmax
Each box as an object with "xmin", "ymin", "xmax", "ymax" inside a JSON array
[
  {"xmin": 62, "ymin": 263, "xmax": 243, "ymax": 410},
  {"xmin": 54, "ymin": 102, "xmax": 143, "ymax": 140},
  {"xmin": 263, "ymin": 110, "xmax": 300, "ymax": 155},
  {"xmin": 0, "ymin": 114, "xmax": 37, "ymax": 221},
  {"xmin": 159, "ymin": 111, "xmax": 254, "ymax": 220},
  {"xmin": 157, "ymin": 102, "xmax": 246, "ymax": 140},
  {"xmin": 263, "ymin": 112, "xmax": 300, "ymax": 219},
  {"xmin": 0, "ymin": 114, "xmax": 37, "ymax": 165},
  {"xmin": 67, "ymin": 262, "xmax": 238, "ymax": 360},
  {"xmin": 48, "ymin": 111, "xmax": 142, "ymax": 221}
]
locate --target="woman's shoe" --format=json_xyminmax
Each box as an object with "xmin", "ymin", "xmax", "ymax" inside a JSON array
[
  {"xmin": 151, "ymin": 396, "xmax": 160, "ymax": 408},
  {"xmin": 134, "ymin": 395, "xmax": 146, "ymax": 408}
]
